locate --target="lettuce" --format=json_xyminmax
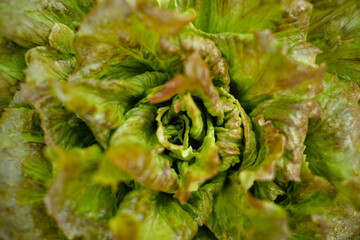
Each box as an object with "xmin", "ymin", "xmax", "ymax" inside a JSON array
[{"xmin": 1, "ymin": 0, "xmax": 360, "ymax": 239}]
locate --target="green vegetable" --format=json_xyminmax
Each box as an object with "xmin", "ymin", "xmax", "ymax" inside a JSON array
[{"xmin": 1, "ymin": 0, "xmax": 359, "ymax": 239}]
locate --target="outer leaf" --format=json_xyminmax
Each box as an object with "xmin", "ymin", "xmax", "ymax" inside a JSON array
[
  {"xmin": 250, "ymin": 73, "xmax": 324, "ymax": 182},
  {"xmin": 22, "ymin": 45, "xmax": 95, "ymax": 149},
  {"xmin": 284, "ymin": 160, "xmax": 360, "ymax": 239},
  {"xmin": 305, "ymin": 73, "xmax": 360, "ymax": 209},
  {"xmin": 0, "ymin": 0, "xmax": 95, "ymax": 47},
  {"xmin": 54, "ymin": 71, "xmax": 168, "ymax": 147},
  {"xmin": 0, "ymin": 107, "xmax": 65, "ymax": 240},
  {"xmin": 0, "ymin": 37, "xmax": 27, "ymax": 116},
  {"xmin": 274, "ymin": 0, "xmax": 312, "ymax": 47},
  {"xmin": 160, "ymin": 0, "xmax": 285, "ymax": 34},
  {"xmin": 308, "ymin": 0, "xmax": 360, "ymax": 84},
  {"xmin": 109, "ymin": 189, "xmax": 198, "ymax": 240},
  {"xmin": 206, "ymin": 174, "xmax": 290, "ymax": 240},
  {"xmin": 73, "ymin": 0, "xmax": 193, "ymax": 79},
  {"xmin": 45, "ymin": 145, "xmax": 117, "ymax": 240},
  {"xmin": 203, "ymin": 31, "xmax": 325, "ymax": 108},
  {"xmin": 181, "ymin": 173, "xmax": 226, "ymax": 226}
]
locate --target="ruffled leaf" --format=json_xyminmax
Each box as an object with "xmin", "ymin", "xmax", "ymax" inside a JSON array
[
  {"xmin": 284, "ymin": 160, "xmax": 360, "ymax": 239},
  {"xmin": 54, "ymin": 72, "xmax": 168, "ymax": 147},
  {"xmin": 95, "ymin": 105, "xmax": 179, "ymax": 192},
  {"xmin": 22, "ymin": 45, "xmax": 95, "ymax": 149},
  {"xmin": 308, "ymin": 0, "xmax": 360, "ymax": 84},
  {"xmin": 0, "ymin": 107, "xmax": 65, "ymax": 240},
  {"xmin": 109, "ymin": 189, "xmax": 198, "ymax": 240},
  {"xmin": 175, "ymin": 118, "xmax": 220, "ymax": 204},
  {"xmin": 160, "ymin": 0, "xmax": 286, "ymax": 34},
  {"xmin": 0, "ymin": 37, "xmax": 27, "ymax": 115},
  {"xmin": 206, "ymin": 174, "xmax": 290, "ymax": 240},
  {"xmin": 45, "ymin": 145, "xmax": 117, "ymax": 240},
  {"xmin": 250, "ymin": 72, "xmax": 324, "ymax": 182},
  {"xmin": 0, "ymin": 0, "xmax": 95, "ymax": 47},
  {"xmin": 150, "ymin": 51, "xmax": 223, "ymax": 117},
  {"xmin": 305, "ymin": 73, "xmax": 360, "ymax": 209},
  {"xmin": 73, "ymin": 0, "xmax": 193, "ymax": 79}
]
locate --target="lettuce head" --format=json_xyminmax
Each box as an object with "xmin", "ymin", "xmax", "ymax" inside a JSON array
[{"xmin": 0, "ymin": 0, "xmax": 360, "ymax": 239}]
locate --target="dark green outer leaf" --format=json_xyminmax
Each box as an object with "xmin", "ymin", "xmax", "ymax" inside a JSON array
[
  {"xmin": 0, "ymin": 37, "xmax": 27, "ymax": 116},
  {"xmin": 109, "ymin": 189, "xmax": 198, "ymax": 240},
  {"xmin": 21, "ymin": 45, "xmax": 95, "ymax": 149},
  {"xmin": 0, "ymin": 0, "xmax": 95, "ymax": 47},
  {"xmin": 45, "ymin": 146, "xmax": 117, "ymax": 240},
  {"xmin": 308, "ymin": 0, "xmax": 360, "ymax": 84},
  {"xmin": 305, "ymin": 73, "xmax": 360, "ymax": 210},
  {"xmin": 206, "ymin": 174, "xmax": 290, "ymax": 240},
  {"xmin": 0, "ymin": 107, "xmax": 65, "ymax": 240}
]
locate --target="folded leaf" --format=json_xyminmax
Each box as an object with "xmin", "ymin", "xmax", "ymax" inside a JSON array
[
  {"xmin": 54, "ymin": 72, "xmax": 168, "ymax": 147},
  {"xmin": 250, "ymin": 71, "xmax": 324, "ymax": 182},
  {"xmin": 150, "ymin": 51, "xmax": 223, "ymax": 117},
  {"xmin": 175, "ymin": 118, "xmax": 220, "ymax": 204},
  {"xmin": 216, "ymin": 88, "xmax": 254, "ymax": 171},
  {"xmin": 96, "ymin": 105, "xmax": 179, "ymax": 192}
]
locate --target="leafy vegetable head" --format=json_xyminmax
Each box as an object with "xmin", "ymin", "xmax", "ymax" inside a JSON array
[{"xmin": 1, "ymin": 0, "xmax": 360, "ymax": 239}]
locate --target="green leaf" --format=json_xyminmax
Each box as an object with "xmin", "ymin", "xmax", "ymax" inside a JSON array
[
  {"xmin": 73, "ymin": 0, "xmax": 193, "ymax": 79},
  {"xmin": 48, "ymin": 23, "xmax": 76, "ymax": 55},
  {"xmin": 206, "ymin": 174, "xmax": 290, "ymax": 240},
  {"xmin": 0, "ymin": 37, "xmax": 27, "ymax": 116},
  {"xmin": 22, "ymin": 46, "xmax": 95, "ymax": 149},
  {"xmin": 175, "ymin": 118, "xmax": 220, "ymax": 204},
  {"xmin": 45, "ymin": 145, "xmax": 117, "ymax": 240},
  {"xmin": 181, "ymin": 173, "xmax": 226, "ymax": 226},
  {"xmin": 285, "ymin": 159, "xmax": 360, "ymax": 239},
  {"xmin": 0, "ymin": 0, "xmax": 95, "ymax": 47},
  {"xmin": 149, "ymin": 51, "xmax": 224, "ymax": 117},
  {"xmin": 54, "ymin": 71, "xmax": 168, "ymax": 147},
  {"xmin": 250, "ymin": 72, "xmax": 324, "ymax": 182},
  {"xmin": 308, "ymin": 0, "xmax": 360, "ymax": 84},
  {"xmin": 216, "ymin": 88, "xmax": 253, "ymax": 171},
  {"xmin": 274, "ymin": 0, "xmax": 313, "ymax": 47},
  {"xmin": 238, "ymin": 116, "xmax": 286, "ymax": 201},
  {"xmin": 239, "ymin": 117, "xmax": 286, "ymax": 188},
  {"xmin": 202, "ymin": 31, "xmax": 325, "ymax": 109},
  {"xmin": 305, "ymin": 73, "xmax": 360, "ymax": 210},
  {"xmin": 0, "ymin": 107, "xmax": 65, "ymax": 240},
  {"xmin": 109, "ymin": 189, "xmax": 198, "ymax": 240},
  {"xmin": 160, "ymin": 0, "xmax": 285, "ymax": 34},
  {"xmin": 96, "ymin": 105, "xmax": 179, "ymax": 192}
]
